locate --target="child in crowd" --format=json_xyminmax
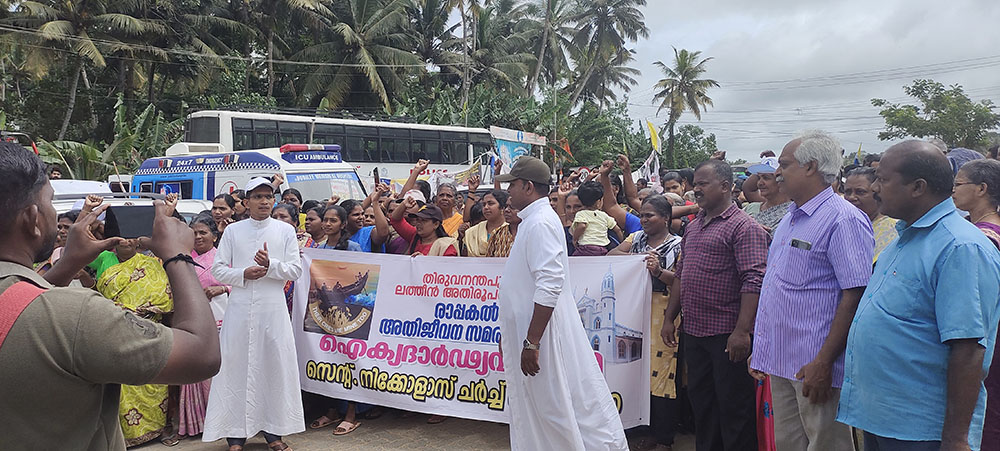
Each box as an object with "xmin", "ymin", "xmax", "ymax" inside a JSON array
[{"xmin": 571, "ymin": 181, "xmax": 622, "ymax": 256}]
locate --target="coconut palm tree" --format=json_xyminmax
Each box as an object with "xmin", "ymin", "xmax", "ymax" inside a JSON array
[
  {"xmin": 523, "ymin": 0, "xmax": 576, "ymax": 94},
  {"xmin": 463, "ymin": 3, "xmax": 533, "ymax": 93},
  {"xmin": 652, "ymin": 47, "xmax": 720, "ymax": 167},
  {"xmin": 567, "ymin": 47, "xmax": 639, "ymax": 110},
  {"xmin": 407, "ymin": 0, "xmax": 462, "ymax": 84},
  {"xmin": 5, "ymin": 0, "xmax": 166, "ymax": 139},
  {"xmin": 298, "ymin": 0, "xmax": 421, "ymax": 111},
  {"xmin": 568, "ymin": 0, "xmax": 648, "ymax": 106}
]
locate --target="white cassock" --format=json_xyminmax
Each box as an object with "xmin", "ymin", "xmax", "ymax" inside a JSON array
[
  {"xmin": 499, "ymin": 197, "xmax": 628, "ymax": 451},
  {"xmin": 203, "ymin": 217, "xmax": 304, "ymax": 441}
]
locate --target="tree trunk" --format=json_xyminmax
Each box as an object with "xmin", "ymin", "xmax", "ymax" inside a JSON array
[
  {"xmin": 525, "ymin": 22, "xmax": 549, "ymax": 94},
  {"xmin": 569, "ymin": 61, "xmax": 596, "ymax": 106},
  {"xmin": 58, "ymin": 61, "xmax": 84, "ymax": 141},
  {"xmin": 460, "ymin": 6, "xmax": 470, "ymax": 126},
  {"xmin": 80, "ymin": 68, "xmax": 98, "ymax": 130},
  {"xmin": 667, "ymin": 120, "xmax": 676, "ymax": 168},
  {"xmin": 267, "ymin": 29, "xmax": 275, "ymax": 98},
  {"xmin": 147, "ymin": 62, "xmax": 156, "ymax": 104}
]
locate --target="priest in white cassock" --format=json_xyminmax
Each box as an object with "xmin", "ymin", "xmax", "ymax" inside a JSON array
[
  {"xmin": 495, "ymin": 157, "xmax": 628, "ymax": 451},
  {"xmin": 204, "ymin": 177, "xmax": 303, "ymax": 451}
]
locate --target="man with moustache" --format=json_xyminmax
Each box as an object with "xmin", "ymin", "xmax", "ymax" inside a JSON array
[
  {"xmin": 749, "ymin": 131, "xmax": 874, "ymax": 450},
  {"xmin": 661, "ymin": 159, "xmax": 768, "ymax": 450},
  {"xmin": 0, "ymin": 143, "xmax": 221, "ymax": 450},
  {"xmin": 838, "ymin": 140, "xmax": 1000, "ymax": 451}
]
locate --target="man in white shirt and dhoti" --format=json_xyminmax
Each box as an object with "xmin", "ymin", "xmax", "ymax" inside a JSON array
[
  {"xmin": 495, "ymin": 157, "xmax": 628, "ymax": 450},
  {"xmin": 204, "ymin": 177, "xmax": 304, "ymax": 451}
]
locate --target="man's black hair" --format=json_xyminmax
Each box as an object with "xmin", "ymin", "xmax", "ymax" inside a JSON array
[
  {"xmin": 0, "ymin": 142, "xmax": 48, "ymax": 228},
  {"xmin": 694, "ymin": 160, "xmax": 733, "ymax": 185},
  {"xmin": 863, "ymin": 153, "xmax": 882, "ymax": 167},
  {"xmin": 897, "ymin": 147, "xmax": 954, "ymax": 196}
]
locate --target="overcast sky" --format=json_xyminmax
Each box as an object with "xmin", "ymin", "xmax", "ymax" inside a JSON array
[{"xmin": 620, "ymin": 0, "xmax": 1000, "ymax": 162}]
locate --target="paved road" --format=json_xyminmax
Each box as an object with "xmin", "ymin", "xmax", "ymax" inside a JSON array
[{"xmin": 145, "ymin": 413, "xmax": 694, "ymax": 450}]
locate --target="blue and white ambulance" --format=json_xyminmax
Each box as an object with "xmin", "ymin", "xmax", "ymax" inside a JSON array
[{"xmin": 131, "ymin": 143, "xmax": 367, "ymax": 202}]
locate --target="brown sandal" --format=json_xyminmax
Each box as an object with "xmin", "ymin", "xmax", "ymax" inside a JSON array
[{"xmin": 268, "ymin": 440, "xmax": 292, "ymax": 451}]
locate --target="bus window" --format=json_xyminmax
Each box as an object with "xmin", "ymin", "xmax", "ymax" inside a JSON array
[
  {"xmin": 234, "ymin": 131, "xmax": 253, "ymax": 150},
  {"xmin": 381, "ymin": 138, "xmax": 411, "ymax": 162},
  {"xmin": 256, "ymin": 131, "xmax": 279, "ymax": 148},
  {"xmin": 471, "ymin": 133, "xmax": 493, "ymax": 159},
  {"xmin": 314, "ymin": 124, "xmax": 345, "ymax": 145},
  {"xmin": 441, "ymin": 141, "xmax": 465, "ymax": 164},
  {"xmin": 279, "ymin": 121, "xmax": 308, "ymax": 145},
  {"xmin": 380, "ymin": 128, "xmax": 410, "ymax": 162},
  {"xmin": 139, "ymin": 182, "xmax": 154, "ymax": 193},
  {"xmin": 232, "ymin": 119, "xmax": 254, "ymax": 150},
  {"xmin": 186, "ymin": 117, "xmax": 221, "ymax": 143}
]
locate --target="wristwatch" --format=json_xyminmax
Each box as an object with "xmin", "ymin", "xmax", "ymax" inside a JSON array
[{"xmin": 522, "ymin": 339, "xmax": 540, "ymax": 351}]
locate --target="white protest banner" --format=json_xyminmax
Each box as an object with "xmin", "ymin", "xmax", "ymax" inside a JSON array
[{"xmin": 292, "ymin": 250, "xmax": 652, "ymax": 427}]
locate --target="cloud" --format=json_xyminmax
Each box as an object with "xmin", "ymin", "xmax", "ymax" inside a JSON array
[{"xmin": 626, "ymin": 0, "xmax": 1000, "ymax": 162}]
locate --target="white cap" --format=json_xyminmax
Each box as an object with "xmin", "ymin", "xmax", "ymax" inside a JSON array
[
  {"xmin": 245, "ymin": 177, "xmax": 273, "ymax": 193},
  {"xmin": 403, "ymin": 189, "xmax": 426, "ymax": 204}
]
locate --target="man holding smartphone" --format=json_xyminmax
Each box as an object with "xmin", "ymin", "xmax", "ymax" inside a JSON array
[{"xmin": 0, "ymin": 143, "xmax": 220, "ymax": 450}]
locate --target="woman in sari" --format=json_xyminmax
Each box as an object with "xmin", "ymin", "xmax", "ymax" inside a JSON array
[
  {"xmin": 486, "ymin": 203, "xmax": 521, "ymax": 258},
  {"xmin": 951, "ymin": 159, "xmax": 1000, "ymax": 451},
  {"xmin": 95, "ymin": 238, "xmax": 173, "ymax": 447},
  {"xmin": 609, "ymin": 195, "xmax": 683, "ymax": 450},
  {"xmin": 169, "ymin": 215, "xmax": 229, "ymax": 442},
  {"xmin": 303, "ymin": 206, "xmax": 327, "ymax": 248}
]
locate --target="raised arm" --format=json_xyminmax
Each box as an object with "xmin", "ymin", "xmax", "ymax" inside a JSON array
[
  {"xmin": 743, "ymin": 173, "xmax": 764, "ymax": 203},
  {"xmin": 464, "ymin": 174, "xmax": 482, "ymax": 221},
  {"xmin": 555, "ymin": 181, "xmax": 573, "ymax": 227},
  {"xmin": 617, "ymin": 154, "xmax": 641, "ymax": 211},
  {"xmin": 390, "ymin": 197, "xmax": 418, "ymax": 243},
  {"xmin": 598, "ymin": 161, "xmax": 628, "ymax": 230},
  {"xmin": 493, "ymin": 160, "xmax": 502, "ymax": 190},
  {"xmin": 369, "ymin": 183, "xmax": 391, "ymax": 246},
  {"xmin": 147, "ymin": 201, "xmax": 221, "ymax": 383},
  {"xmin": 400, "ymin": 159, "xmax": 429, "ymax": 196}
]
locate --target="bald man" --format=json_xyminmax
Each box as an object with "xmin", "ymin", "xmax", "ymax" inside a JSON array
[{"xmin": 837, "ymin": 140, "xmax": 1000, "ymax": 451}]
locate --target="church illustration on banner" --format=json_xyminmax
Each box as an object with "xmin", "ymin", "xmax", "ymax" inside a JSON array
[{"xmin": 576, "ymin": 264, "xmax": 642, "ymax": 364}]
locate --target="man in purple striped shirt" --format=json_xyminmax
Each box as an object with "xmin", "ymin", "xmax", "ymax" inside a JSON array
[{"xmin": 749, "ymin": 131, "xmax": 874, "ymax": 451}]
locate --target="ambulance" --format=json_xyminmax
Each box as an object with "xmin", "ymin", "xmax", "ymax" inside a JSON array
[{"xmin": 130, "ymin": 143, "xmax": 367, "ymax": 202}]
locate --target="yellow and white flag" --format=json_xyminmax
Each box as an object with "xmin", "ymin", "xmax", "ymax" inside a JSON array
[{"xmin": 646, "ymin": 120, "xmax": 660, "ymax": 151}]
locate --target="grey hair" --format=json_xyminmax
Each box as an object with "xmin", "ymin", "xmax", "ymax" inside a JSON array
[
  {"xmin": 958, "ymin": 159, "xmax": 1000, "ymax": 206},
  {"xmin": 437, "ymin": 182, "xmax": 458, "ymax": 195},
  {"xmin": 793, "ymin": 130, "xmax": 843, "ymax": 185}
]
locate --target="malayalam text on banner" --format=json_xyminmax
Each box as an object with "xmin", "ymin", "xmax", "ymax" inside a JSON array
[{"xmin": 291, "ymin": 250, "xmax": 652, "ymax": 427}]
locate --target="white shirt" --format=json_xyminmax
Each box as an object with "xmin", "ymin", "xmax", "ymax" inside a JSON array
[
  {"xmin": 499, "ymin": 197, "xmax": 627, "ymax": 450},
  {"xmin": 203, "ymin": 217, "xmax": 304, "ymax": 441}
]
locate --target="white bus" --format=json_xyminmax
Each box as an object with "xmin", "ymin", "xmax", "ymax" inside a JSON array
[{"xmin": 181, "ymin": 109, "xmax": 496, "ymax": 185}]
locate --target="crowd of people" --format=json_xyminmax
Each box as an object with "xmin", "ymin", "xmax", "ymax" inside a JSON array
[{"xmin": 1, "ymin": 131, "xmax": 1000, "ymax": 451}]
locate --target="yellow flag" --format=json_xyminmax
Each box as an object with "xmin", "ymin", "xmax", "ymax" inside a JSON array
[{"xmin": 646, "ymin": 120, "xmax": 660, "ymax": 151}]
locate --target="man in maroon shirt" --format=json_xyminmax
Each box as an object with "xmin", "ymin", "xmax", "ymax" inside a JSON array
[{"xmin": 662, "ymin": 159, "xmax": 769, "ymax": 450}]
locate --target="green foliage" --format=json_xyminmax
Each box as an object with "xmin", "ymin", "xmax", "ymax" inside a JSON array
[
  {"xmin": 662, "ymin": 124, "xmax": 717, "ymax": 169},
  {"xmin": 37, "ymin": 140, "xmax": 110, "ymax": 180},
  {"xmin": 873, "ymin": 79, "xmax": 1000, "ymax": 149},
  {"xmin": 103, "ymin": 95, "xmax": 185, "ymax": 169}
]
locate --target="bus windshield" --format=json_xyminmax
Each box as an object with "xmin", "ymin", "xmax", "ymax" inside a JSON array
[{"xmin": 286, "ymin": 171, "xmax": 366, "ymax": 202}]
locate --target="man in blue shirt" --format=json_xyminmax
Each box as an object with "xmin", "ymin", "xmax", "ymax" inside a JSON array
[{"xmin": 837, "ymin": 140, "xmax": 1000, "ymax": 451}]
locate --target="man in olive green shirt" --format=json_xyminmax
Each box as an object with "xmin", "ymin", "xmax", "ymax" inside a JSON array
[{"xmin": 0, "ymin": 143, "xmax": 221, "ymax": 450}]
